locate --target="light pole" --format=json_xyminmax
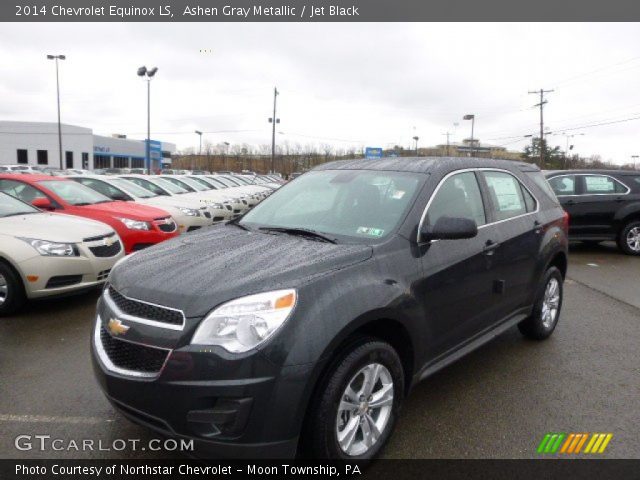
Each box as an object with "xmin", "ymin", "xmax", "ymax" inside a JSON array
[
  {"xmin": 223, "ymin": 141, "xmax": 230, "ymax": 171},
  {"xmin": 194, "ymin": 130, "xmax": 203, "ymax": 170},
  {"xmin": 268, "ymin": 87, "xmax": 280, "ymax": 174},
  {"xmin": 137, "ymin": 66, "xmax": 158, "ymax": 173},
  {"xmin": 632, "ymin": 155, "xmax": 639, "ymax": 170},
  {"xmin": 412, "ymin": 136, "xmax": 419, "ymax": 156},
  {"xmin": 554, "ymin": 132, "xmax": 585, "ymax": 169},
  {"xmin": 47, "ymin": 54, "xmax": 66, "ymax": 169},
  {"xmin": 463, "ymin": 114, "xmax": 475, "ymax": 156}
]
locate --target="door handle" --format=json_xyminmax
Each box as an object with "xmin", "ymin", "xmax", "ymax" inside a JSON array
[
  {"xmin": 565, "ymin": 199, "xmax": 576, "ymax": 205},
  {"xmin": 534, "ymin": 220, "xmax": 543, "ymax": 234},
  {"xmin": 483, "ymin": 240, "xmax": 500, "ymax": 255},
  {"xmin": 615, "ymin": 197, "xmax": 624, "ymax": 203}
]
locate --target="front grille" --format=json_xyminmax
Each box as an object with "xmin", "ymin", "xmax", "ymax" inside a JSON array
[
  {"xmin": 84, "ymin": 232, "xmax": 116, "ymax": 243},
  {"xmin": 46, "ymin": 275, "xmax": 83, "ymax": 289},
  {"xmin": 187, "ymin": 226, "xmax": 201, "ymax": 232},
  {"xmin": 213, "ymin": 216, "xmax": 224, "ymax": 222},
  {"xmin": 108, "ymin": 286, "xmax": 184, "ymax": 326},
  {"xmin": 203, "ymin": 211, "xmax": 212, "ymax": 219},
  {"xmin": 233, "ymin": 209, "xmax": 241, "ymax": 214},
  {"xmin": 100, "ymin": 327, "xmax": 169, "ymax": 374},
  {"xmin": 156, "ymin": 219, "xmax": 177, "ymax": 232},
  {"xmin": 97, "ymin": 269, "xmax": 110, "ymax": 281},
  {"xmin": 89, "ymin": 241, "xmax": 122, "ymax": 258}
]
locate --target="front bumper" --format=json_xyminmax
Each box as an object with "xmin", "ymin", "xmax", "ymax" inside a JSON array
[
  {"xmin": 91, "ymin": 300, "xmax": 312, "ymax": 459},
  {"xmin": 19, "ymin": 241, "xmax": 125, "ymax": 299},
  {"xmin": 119, "ymin": 224, "xmax": 180, "ymax": 254}
]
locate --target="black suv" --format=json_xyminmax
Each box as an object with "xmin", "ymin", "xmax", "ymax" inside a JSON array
[
  {"xmin": 92, "ymin": 158, "xmax": 568, "ymax": 460},
  {"xmin": 545, "ymin": 170, "xmax": 640, "ymax": 255}
]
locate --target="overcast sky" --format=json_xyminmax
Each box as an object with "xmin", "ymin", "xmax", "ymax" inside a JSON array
[{"xmin": 1, "ymin": 23, "xmax": 639, "ymax": 163}]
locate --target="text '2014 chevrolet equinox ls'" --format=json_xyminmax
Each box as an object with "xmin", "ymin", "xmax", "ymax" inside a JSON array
[{"xmin": 92, "ymin": 157, "xmax": 569, "ymax": 460}]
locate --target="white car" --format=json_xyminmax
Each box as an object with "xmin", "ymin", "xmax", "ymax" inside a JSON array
[
  {"xmin": 0, "ymin": 165, "xmax": 45, "ymax": 174},
  {"xmin": 118, "ymin": 174, "xmax": 234, "ymax": 222},
  {"xmin": 0, "ymin": 192, "xmax": 125, "ymax": 316},
  {"xmin": 209, "ymin": 174, "xmax": 273, "ymax": 200},
  {"xmin": 68, "ymin": 175, "xmax": 221, "ymax": 233},
  {"xmin": 155, "ymin": 175, "xmax": 247, "ymax": 217},
  {"xmin": 185, "ymin": 175, "xmax": 261, "ymax": 208}
]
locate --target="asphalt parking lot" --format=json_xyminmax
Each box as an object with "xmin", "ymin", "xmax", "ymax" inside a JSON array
[{"xmin": 1, "ymin": 242, "xmax": 638, "ymax": 459}]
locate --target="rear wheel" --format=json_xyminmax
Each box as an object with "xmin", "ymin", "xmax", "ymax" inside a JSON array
[
  {"xmin": 0, "ymin": 262, "xmax": 26, "ymax": 317},
  {"xmin": 518, "ymin": 266, "xmax": 563, "ymax": 340},
  {"xmin": 617, "ymin": 221, "xmax": 640, "ymax": 256},
  {"xmin": 307, "ymin": 339, "xmax": 404, "ymax": 459}
]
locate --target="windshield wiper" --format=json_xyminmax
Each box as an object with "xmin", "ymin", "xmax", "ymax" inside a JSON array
[
  {"xmin": 2, "ymin": 211, "xmax": 38, "ymax": 217},
  {"xmin": 258, "ymin": 227, "xmax": 337, "ymax": 244}
]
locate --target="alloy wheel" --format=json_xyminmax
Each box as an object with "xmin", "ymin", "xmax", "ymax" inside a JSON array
[
  {"xmin": 0, "ymin": 273, "xmax": 7, "ymax": 306},
  {"xmin": 541, "ymin": 277, "xmax": 560, "ymax": 328},
  {"xmin": 626, "ymin": 227, "xmax": 640, "ymax": 252},
  {"xmin": 336, "ymin": 363, "xmax": 394, "ymax": 456}
]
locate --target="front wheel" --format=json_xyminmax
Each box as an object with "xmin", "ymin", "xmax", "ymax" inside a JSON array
[
  {"xmin": 518, "ymin": 266, "xmax": 563, "ymax": 340},
  {"xmin": 307, "ymin": 339, "xmax": 404, "ymax": 459},
  {"xmin": 0, "ymin": 262, "xmax": 26, "ymax": 317},
  {"xmin": 617, "ymin": 221, "xmax": 640, "ymax": 256}
]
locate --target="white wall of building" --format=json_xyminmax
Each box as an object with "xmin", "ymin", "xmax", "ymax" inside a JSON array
[
  {"xmin": 0, "ymin": 121, "xmax": 176, "ymax": 171},
  {"xmin": 0, "ymin": 121, "xmax": 93, "ymax": 169}
]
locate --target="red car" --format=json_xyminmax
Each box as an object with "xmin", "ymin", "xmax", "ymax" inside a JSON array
[{"xmin": 0, "ymin": 174, "xmax": 179, "ymax": 254}]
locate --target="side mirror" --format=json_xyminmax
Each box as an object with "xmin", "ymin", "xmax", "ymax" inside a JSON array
[
  {"xmin": 31, "ymin": 197, "xmax": 55, "ymax": 211},
  {"xmin": 420, "ymin": 216, "xmax": 478, "ymax": 242}
]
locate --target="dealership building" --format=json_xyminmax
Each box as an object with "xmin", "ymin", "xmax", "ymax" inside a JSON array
[{"xmin": 0, "ymin": 121, "xmax": 176, "ymax": 171}]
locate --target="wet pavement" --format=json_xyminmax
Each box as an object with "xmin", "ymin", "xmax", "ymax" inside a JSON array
[{"xmin": 1, "ymin": 242, "xmax": 638, "ymax": 459}]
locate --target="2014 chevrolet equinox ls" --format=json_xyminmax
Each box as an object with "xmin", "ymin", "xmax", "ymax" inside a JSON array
[{"xmin": 92, "ymin": 158, "xmax": 569, "ymax": 460}]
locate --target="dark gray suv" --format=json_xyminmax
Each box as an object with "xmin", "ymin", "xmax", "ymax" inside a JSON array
[{"xmin": 92, "ymin": 157, "xmax": 568, "ymax": 460}]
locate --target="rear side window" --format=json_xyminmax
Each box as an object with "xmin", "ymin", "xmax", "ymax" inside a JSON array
[
  {"xmin": 427, "ymin": 172, "xmax": 486, "ymax": 226},
  {"xmin": 0, "ymin": 179, "xmax": 47, "ymax": 203},
  {"xmin": 583, "ymin": 175, "xmax": 628, "ymax": 194},
  {"xmin": 526, "ymin": 171, "xmax": 559, "ymax": 204},
  {"xmin": 548, "ymin": 175, "xmax": 576, "ymax": 196},
  {"xmin": 482, "ymin": 171, "xmax": 529, "ymax": 221}
]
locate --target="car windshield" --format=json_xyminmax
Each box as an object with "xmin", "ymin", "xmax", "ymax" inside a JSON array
[
  {"xmin": 211, "ymin": 176, "xmax": 236, "ymax": 188},
  {"xmin": 189, "ymin": 176, "xmax": 218, "ymax": 189},
  {"xmin": 0, "ymin": 192, "xmax": 39, "ymax": 217},
  {"xmin": 178, "ymin": 177, "xmax": 210, "ymax": 191},
  {"xmin": 109, "ymin": 178, "xmax": 157, "ymax": 198},
  {"xmin": 154, "ymin": 177, "xmax": 190, "ymax": 194},
  {"xmin": 38, "ymin": 180, "xmax": 112, "ymax": 206},
  {"xmin": 220, "ymin": 176, "xmax": 242, "ymax": 186},
  {"xmin": 240, "ymin": 170, "xmax": 422, "ymax": 242},
  {"xmin": 206, "ymin": 177, "xmax": 229, "ymax": 189}
]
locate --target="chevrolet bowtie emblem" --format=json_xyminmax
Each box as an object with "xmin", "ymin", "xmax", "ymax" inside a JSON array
[
  {"xmin": 107, "ymin": 318, "xmax": 129, "ymax": 336},
  {"xmin": 104, "ymin": 237, "xmax": 114, "ymax": 246}
]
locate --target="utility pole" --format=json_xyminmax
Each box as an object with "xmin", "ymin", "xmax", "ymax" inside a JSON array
[
  {"xmin": 268, "ymin": 87, "xmax": 280, "ymax": 174},
  {"xmin": 442, "ymin": 132, "xmax": 451, "ymax": 156},
  {"xmin": 528, "ymin": 88, "xmax": 554, "ymax": 168},
  {"xmin": 632, "ymin": 155, "xmax": 639, "ymax": 170}
]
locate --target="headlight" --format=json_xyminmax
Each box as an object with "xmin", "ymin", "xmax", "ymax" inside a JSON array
[
  {"xmin": 209, "ymin": 203, "xmax": 224, "ymax": 210},
  {"xmin": 116, "ymin": 217, "xmax": 151, "ymax": 230},
  {"xmin": 191, "ymin": 289, "xmax": 297, "ymax": 353},
  {"xmin": 176, "ymin": 207, "xmax": 200, "ymax": 217},
  {"xmin": 19, "ymin": 237, "xmax": 78, "ymax": 257}
]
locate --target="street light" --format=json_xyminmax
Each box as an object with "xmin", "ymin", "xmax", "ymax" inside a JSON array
[
  {"xmin": 47, "ymin": 54, "xmax": 66, "ymax": 169},
  {"xmin": 553, "ymin": 132, "xmax": 585, "ymax": 169},
  {"xmin": 463, "ymin": 114, "xmax": 475, "ymax": 157},
  {"xmin": 194, "ymin": 130, "xmax": 203, "ymax": 170},
  {"xmin": 137, "ymin": 66, "xmax": 158, "ymax": 172},
  {"xmin": 412, "ymin": 136, "xmax": 419, "ymax": 156},
  {"xmin": 632, "ymin": 155, "xmax": 639, "ymax": 170}
]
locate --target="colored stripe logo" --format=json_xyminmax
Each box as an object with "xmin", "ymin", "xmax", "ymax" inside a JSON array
[{"xmin": 537, "ymin": 433, "xmax": 613, "ymax": 454}]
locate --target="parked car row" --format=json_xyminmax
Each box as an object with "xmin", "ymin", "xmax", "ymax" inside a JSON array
[{"xmin": 0, "ymin": 172, "xmax": 280, "ymax": 315}]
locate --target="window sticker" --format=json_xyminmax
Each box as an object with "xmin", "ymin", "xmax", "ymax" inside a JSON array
[{"xmin": 357, "ymin": 226, "xmax": 385, "ymax": 237}]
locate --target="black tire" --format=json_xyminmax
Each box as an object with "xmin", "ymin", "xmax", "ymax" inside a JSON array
[
  {"xmin": 518, "ymin": 266, "xmax": 563, "ymax": 340},
  {"xmin": 306, "ymin": 338, "xmax": 404, "ymax": 460},
  {"xmin": 0, "ymin": 262, "xmax": 26, "ymax": 317},
  {"xmin": 617, "ymin": 221, "xmax": 640, "ymax": 256}
]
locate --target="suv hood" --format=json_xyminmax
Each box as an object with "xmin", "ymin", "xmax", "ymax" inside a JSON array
[
  {"xmin": 1, "ymin": 212, "xmax": 114, "ymax": 242},
  {"xmin": 109, "ymin": 224, "xmax": 373, "ymax": 317}
]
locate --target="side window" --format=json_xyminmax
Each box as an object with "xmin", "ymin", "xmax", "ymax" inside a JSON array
[
  {"xmin": 548, "ymin": 175, "xmax": 576, "ymax": 196},
  {"xmin": 75, "ymin": 179, "xmax": 125, "ymax": 199},
  {"xmin": 583, "ymin": 175, "xmax": 623, "ymax": 194},
  {"xmin": 482, "ymin": 171, "xmax": 527, "ymax": 221},
  {"xmin": 427, "ymin": 172, "xmax": 486, "ymax": 226},
  {"xmin": 521, "ymin": 184, "xmax": 537, "ymax": 212},
  {"xmin": 0, "ymin": 179, "xmax": 47, "ymax": 203}
]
